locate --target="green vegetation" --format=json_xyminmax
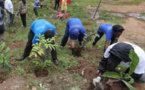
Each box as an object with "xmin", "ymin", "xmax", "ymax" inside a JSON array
[
  {"xmin": 102, "ymin": 0, "xmax": 145, "ymax": 5},
  {"xmin": 0, "ymin": 42, "xmax": 11, "ymax": 73},
  {"xmin": 99, "ymin": 10, "xmax": 125, "ymax": 24}
]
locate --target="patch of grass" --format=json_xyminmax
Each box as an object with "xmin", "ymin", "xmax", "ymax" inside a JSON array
[
  {"xmin": 73, "ymin": 74, "xmax": 83, "ymax": 80},
  {"xmin": 140, "ymin": 12, "xmax": 145, "ymax": 15},
  {"xmin": 99, "ymin": 10, "xmax": 125, "ymax": 24},
  {"xmin": 102, "ymin": 0, "xmax": 145, "ymax": 5}
]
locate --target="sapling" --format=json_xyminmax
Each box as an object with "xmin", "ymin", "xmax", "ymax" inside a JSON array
[{"xmin": 0, "ymin": 42, "xmax": 11, "ymax": 73}]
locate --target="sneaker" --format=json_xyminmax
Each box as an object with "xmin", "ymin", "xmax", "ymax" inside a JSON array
[
  {"xmin": 59, "ymin": 46, "xmax": 63, "ymax": 50},
  {"xmin": 18, "ymin": 56, "xmax": 25, "ymax": 61},
  {"xmin": 53, "ymin": 59, "xmax": 59, "ymax": 66}
]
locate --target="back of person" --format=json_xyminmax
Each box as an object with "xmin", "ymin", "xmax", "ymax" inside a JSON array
[
  {"xmin": 99, "ymin": 24, "xmax": 113, "ymax": 34},
  {"xmin": 31, "ymin": 19, "xmax": 56, "ymax": 44},
  {"xmin": 68, "ymin": 18, "xmax": 83, "ymax": 30},
  {"xmin": 19, "ymin": 0, "xmax": 27, "ymax": 14}
]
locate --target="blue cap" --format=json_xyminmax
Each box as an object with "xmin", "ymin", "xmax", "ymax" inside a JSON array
[{"xmin": 70, "ymin": 29, "xmax": 79, "ymax": 40}]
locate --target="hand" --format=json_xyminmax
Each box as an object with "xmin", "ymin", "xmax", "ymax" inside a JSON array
[{"xmin": 72, "ymin": 48, "xmax": 75, "ymax": 56}]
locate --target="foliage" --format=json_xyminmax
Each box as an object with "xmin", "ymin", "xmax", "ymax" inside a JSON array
[
  {"xmin": 102, "ymin": 0, "xmax": 145, "ymax": 5},
  {"xmin": 99, "ymin": 10, "xmax": 125, "ymax": 24},
  {"xmin": 73, "ymin": 74, "xmax": 83, "ymax": 80},
  {"xmin": 0, "ymin": 42, "xmax": 11, "ymax": 73},
  {"xmin": 129, "ymin": 49, "xmax": 139, "ymax": 75},
  {"xmin": 57, "ymin": 59, "xmax": 77, "ymax": 71},
  {"xmin": 102, "ymin": 49, "xmax": 139, "ymax": 90},
  {"xmin": 29, "ymin": 34, "xmax": 57, "ymax": 69}
]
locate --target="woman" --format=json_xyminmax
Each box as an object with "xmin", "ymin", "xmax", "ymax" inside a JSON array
[{"xmin": 17, "ymin": 0, "xmax": 27, "ymax": 28}]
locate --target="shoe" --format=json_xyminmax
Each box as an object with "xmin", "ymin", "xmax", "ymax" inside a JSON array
[
  {"xmin": 59, "ymin": 46, "xmax": 63, "ymax": 50},
  {"xmin": 18, "ymin": 56, "xmax": 25, "ymax": 61},
  {"xmin": 53, "ymin": 59, "xmax": 59, "ymax": 66}
]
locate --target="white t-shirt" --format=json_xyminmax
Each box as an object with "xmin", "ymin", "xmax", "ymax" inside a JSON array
[
  {"xmin": 5, "ymin": 0, "xmax": 13, "ymax": 14},
  {"xmin": 104, "ymin": 42, "xmax": 145, "ymax": 74}
]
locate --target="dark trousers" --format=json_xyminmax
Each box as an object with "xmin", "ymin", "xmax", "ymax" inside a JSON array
[
  {"xmin": 92, "ymin": 28, "xmax": 118, "ymax": 45},
  {"xmin": 54, "ymin": 0, "xmax": 60, "ymax": 10},
  {"xmin": 0, "ymin": 2, "xmax": 4, "ymax": 19},
  {"xmin": 8, "ymin": 12, "xmax": 14, "ymax": 27},
  {"xmin": 20, "ymin": 14, "xmax": 26, "ymax": 27},
  {"xmin": 33, "ymin": 9, "xmax": 38, "ymax": 16},
  {"xmin": 60, "ymin": 24, "xmax": 83, "ymax": 47},
  {"xmin": 23, "ymin": 29, "xmax": 57, "ymax": 60}
]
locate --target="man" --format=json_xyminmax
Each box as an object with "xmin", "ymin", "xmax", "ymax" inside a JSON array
[
  {"xmin": 92, "ymin": 23, "xmax": 124, "ymax": 51},
  {"xmin": 19, "ymin": 19, "xmax": 59, "ymax": 65},
  {"xmin": 5, "ymin": 0, "xmax": 14, "ymax": 27},
  {"xmin": 33, "ymin": 0, "xmax": 42, "ymax": 16},
  {"xmin": 61, "ymin": 0, "xmax": 67, "ymax": 21},
  {"xmin": 0, "ymin": 0, "xmax": 4, "ymax": 18},
  {"xmin": 54, "ymin": 0, "xmax": 60, "ymax": 10},
  {"xmin": 0, "ymin": 7, "xmax": 7, "ymax": 42},
  {"xmin": 98, "ymin": 42, "xmax": 145, "ymax": 82},
  {"xmin": 60, "ymin": 18, "xmax": 86, "ymax": 56}
]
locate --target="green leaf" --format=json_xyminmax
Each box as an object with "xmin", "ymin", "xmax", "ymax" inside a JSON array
[
  {"xmin": 129, "ymin": 49, "xmax": 139, "ymax": 75},
  {"xmin": 0, "ymin": 42, "xmax": 5, "ymax": 52},
  {"xmin": 122, "ymin": 80, "xmax": 135, "ymax": 90},
  {"xmin": 4, "ymin": 47, "xmax": 10, "ymax": 55},
  {"xmin": 102, "ymin": 71, "xmax": 121, "ymax": 79}
]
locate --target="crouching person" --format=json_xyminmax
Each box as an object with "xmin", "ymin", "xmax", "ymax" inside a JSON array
[
  {"xmin": 60, "ymin": 18, "xmax": 86, "ymax": 56},
  {"xmin": 98, "ymin": 42, "xmax": 145, "ymax": 83},
  {"xmin": 19, "ymin": 19, "xmax": 59, "ymax": 65}
]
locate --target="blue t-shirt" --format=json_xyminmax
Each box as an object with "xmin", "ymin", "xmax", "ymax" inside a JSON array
[
  {"xmin": 99, "ymin": 23, "xmax": 113, "ymax": 41},
  {"xmin": 33, "ymin": 1, "xmax": 39, "ymax": 10},
  {"xmin": 67, "ymin": 18, "xmax": 86, "ymax": 40},
  {"xmin": 31, "ymin": 19, "xmax": 56, "ymax": 44}
]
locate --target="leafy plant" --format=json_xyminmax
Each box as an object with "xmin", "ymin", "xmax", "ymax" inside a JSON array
[
  {"xmin": 29, "ymin": 34, "xmax": 57, "ymax": 69},
  {"xmin": 102, "ymin": 49, "xmax": 139, "ymax": 90},
  {"xmin": 0, "ymin": 42, "xmax": 11, "ymax": 73}
]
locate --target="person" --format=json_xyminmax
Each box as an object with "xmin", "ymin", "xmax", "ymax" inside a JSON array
[
  {"xmin": 0, "ymin": 0, "xmax": 4, "ymax": 18},
  {"xmin": 5, "ymin": 0, "xmax": 14, "ymax": 27},
  {"xmin": 54, "ymin": 0, "xmax": 60, "ymax": 10},
  {"xmin": 0, "ymin": 7, "xmax": 7, "ymax": 42},
  {"xmin": 33, "ymin": 0, "xmax": 42, "ymax": 16},
  {"xmin": 19, "ymin": 19, "xmax": 59, "ymax": 65},
  {"xmin": 61, "ymin": 0, "xmax": 67, "ymax": 21},
  {"xmin": 60, "ymin": 18, "xmax": 86, "ymax": 56},
  {"xmin": 92, "ymin": 23, "xmax": 124, "ymax": 51},
  {"xmin": 98, "ymin": 42, "xmax": 145, "ymax": 83},
  {"xmin": 17, "ymin": 0, "xmax": 27, "ymax": 28}
]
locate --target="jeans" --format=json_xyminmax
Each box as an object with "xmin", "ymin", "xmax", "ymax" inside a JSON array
[
  {"xmin": 8, "ymin": 12, "xmax": 14, "ymax": 27},
  {"xmin": 33, "ymin": 9, "xmax": 38, "ymax": 16},
  {"xmin": 20, "ymin": 14, "xmax": 26, "ymax": 27},
  {"xmin": 60, "ymin": 24, "xmax": 84, "ymax": 47},
  {"xmin": 23, "ymin": 29, "xmax": 58, "ymax": 61},
  {"xmin": 54, "ymin": 0, "xmax": 59, "ymax": 10}
]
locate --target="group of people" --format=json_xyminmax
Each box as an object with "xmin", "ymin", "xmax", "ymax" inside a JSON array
[{"xmin": 0, "ymin": 0, "xmax": 145, "ymax": 86}]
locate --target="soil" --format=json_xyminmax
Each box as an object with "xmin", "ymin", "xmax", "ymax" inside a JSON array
[
  {"xmin": 0, "ymin": 69, "xmax": 7, "ymax": 84},
  {"xmin": 69, "ymin": 60, "xmax": 99, "ymax": 90},
  {"xmin": 7, "ymin": 40, "xmax": 25, "ymax": 50},
  {"xmin": 34, "ymin": 67, "xmax": 49, "ymax": 77}
]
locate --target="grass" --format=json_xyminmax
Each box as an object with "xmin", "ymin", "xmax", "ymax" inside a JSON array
[
  {"xmin": 1, "ymin": 0, "xmax": 135, "ymax": 89},
  {"xmin": 102, "ymin": 0, "xmax": 145, "ymax": 5}
]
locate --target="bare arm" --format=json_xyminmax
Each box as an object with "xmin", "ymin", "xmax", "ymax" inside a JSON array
[
  {"xmin": 104, "ymin": 40, "xmax": 110, "ymax": 52},
  {"xmin": 71, "ymin": 40, "xmax": 75, "ymax": 48}
]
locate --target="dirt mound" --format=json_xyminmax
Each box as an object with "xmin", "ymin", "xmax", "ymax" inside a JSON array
[
  {"xmin": 69, "ymin": 60, "xmax": 99, "ymax": 89},
  {"xmin": 0, "ymin": 70, "xmax": 7, "ymax": 83},
  {"xmin": 7, "ymin": 40, "xmax": 24, "ymax": 50},
  {"xmin": 34, "ymin": 67, "xmax": 49, "ymax": 77}
]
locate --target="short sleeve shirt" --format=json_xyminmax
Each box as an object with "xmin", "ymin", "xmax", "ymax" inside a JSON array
[
  {"xmin": 99, "ymin": 24, "xmax": 113, "ymax": 41},
  {"xmin": 31, "ymin": 19, "xmax": 56, "ymax": 44}
]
